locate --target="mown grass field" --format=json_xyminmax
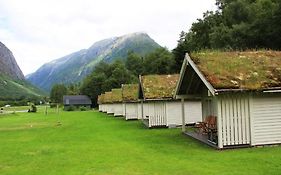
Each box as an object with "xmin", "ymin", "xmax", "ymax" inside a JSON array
[{"xmin": 0, "ymin": 108, "xmax": 281, "ymax": 175}]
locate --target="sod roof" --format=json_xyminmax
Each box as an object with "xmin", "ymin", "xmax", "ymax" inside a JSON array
[
  {"xmin": 98, "ymin": 94, "xmax": 105, "ymax": 104},
  {"xmin": 141, "ymin": 74, "xmax": 179, "ymax": 100},
  {"xmin": 190, "ymin": 51, "xmax": 281, "ymax": 90},
  {"xmin": 111, "ymin": 88, "xmax": 122, "ymax": 103},
  {"xmin": 122, "ymin": 84, "xmax": 139, "ymax": 102},
  {"xmin": 104, "ymin": 91, "xmax": 112, "ymax": 103}
]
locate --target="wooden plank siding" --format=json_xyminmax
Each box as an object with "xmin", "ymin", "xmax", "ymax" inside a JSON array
[
  {"xmin": 124, "ymin": 103, "xmax": 138, "ymax": 120},
  {"xmin": 217, "ymin": 94, "xmax": 251, "ymax": 147},
  {"xmin": 144, "ymin": 101, "xmax": 202, "ymax": 128},
  {"xmin": 112, "ymin": 103, "xmax": 123, "ymax": 116},
  {"xmin": 149, "ymin": 102, "xmax": 167, "ymax": 127},
  {"xmin": 251, "ymin": 96, "xmax": 281, "ymax": 145},
  {"xmin": 137, "ymin": 103, "xmax": 142, "ymax": 119},
  {"xmin": 106, "ymin": 104, "xmax": 114, "ymax": 114}
]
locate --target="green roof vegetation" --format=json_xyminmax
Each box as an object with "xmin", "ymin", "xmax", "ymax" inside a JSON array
[
  {"xmin": 191, "ymin": 51, "xmax": 281, "ymax": 90},
  {"xmin": 97, "ymin": 94, "xmax": 105, "ymax": 104},
  {"xmin": 111, "ymin": 88, "xmax": 122, "ymax": 103},
  {"xmin": 104, "ymin": 92, "xmax": 112, "ymax": 103},
  {"xmin": 141, "ymin": 74, "xmax": 179, "ymax": 100},
  {"xmin": 122, "ymin": 84, "xmax": 139, "ymax": 102}
]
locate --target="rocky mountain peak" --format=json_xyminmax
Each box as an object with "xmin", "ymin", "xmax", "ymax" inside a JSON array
[{"xmin": 0, "ymin": 42, "xmax": 25, "ymax": 80}]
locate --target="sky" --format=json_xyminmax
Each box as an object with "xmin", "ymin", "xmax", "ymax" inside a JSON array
[{"xmin": 0, "ymin": 0, "xmax": 216, "ymax": 75}]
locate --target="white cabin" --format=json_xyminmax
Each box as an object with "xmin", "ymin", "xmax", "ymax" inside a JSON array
[
  {"xmin": 176, "ymin": 51, "xmax": 281, "ymax": 149},
  {"xmin": 139, "ymin": 74, "xmax": 202, "ymax": 128}
]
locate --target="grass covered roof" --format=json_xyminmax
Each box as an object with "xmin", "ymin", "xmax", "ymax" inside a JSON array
[
  {"xmin": 111, "ymin": 88, "xmax": 122, "ymax": 102},
  {"xmin": 98, "ymin": 94, "xmax": 105, "ymax": 104},
  {"xmin": 190, "ymin": 51, "xmax": 281, "ymax": 90},
  {"xmin": 141, "ymin": 74, "xmax": 179, "ymax": 100},
  {"xmin": 122, "ymin": 84, "xmax": 138, "ymax": 102},
  {"xmin": 104, "ymin": 91, "xmax": 112, "ymax": 103}
]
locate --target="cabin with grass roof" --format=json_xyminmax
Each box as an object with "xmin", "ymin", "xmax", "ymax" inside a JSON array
[
  {"xmin": 104, "ymin": 91, "xmax": 114, "ymax": 114},
  {"xmin": 111, "ymin": 88, "xmax": 123, "ymax": 116},
  {"xmin": 139, "ymin": 74, "xmax": 202, "ymax": 128},
  {"xmin": 122, "ymin": 84, "xmax": 141, "ymax": 120},
  {"xmin": 98, "ymin": 93, "xmax": 107, "ymax": 113},
  {"xmin": 176, "ymin": 51, "xmax": 281, "ymax": 149}
]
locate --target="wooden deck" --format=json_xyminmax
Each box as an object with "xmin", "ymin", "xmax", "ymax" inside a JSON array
[
  {"xmin": 184, "ymin": 129, "xmax": 251, "ymax": 149},
  {"xmin": 183, "ymin": 130, "xmax": 218, "ymax": 149}
]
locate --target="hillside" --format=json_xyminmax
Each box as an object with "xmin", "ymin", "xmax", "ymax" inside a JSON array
[
  {"xmin": 27, "ymin": 32, "xmax": 161, "ymax": 91},
  {"xmin": 0, "ymin": 42, "xmax": 45, "ymax": 100},
  {"xmin": 0, "ymin": 75, "xmax": 44, "ymax": 100}
]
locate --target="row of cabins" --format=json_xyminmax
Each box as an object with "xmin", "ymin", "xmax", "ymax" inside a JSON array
[
  {"xmin": 98, "ymin": 51, "xmax": 281, "ymax": 149},
  {"xmin": 98, "ymin": 75, "xmax": 202, "ymax": 128}
]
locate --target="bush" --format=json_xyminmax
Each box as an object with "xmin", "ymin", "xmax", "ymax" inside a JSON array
[
  {"xmin": 50, "ymin": 103, "xmax": 57, "ymax": 108},
  {"xmin": 28, "ymin": 104, "xmax": 37, "ymax": 113},
  {"xmin": 64, "ymin": 105, "xmax": 76, "ymax": 111},
  {"xmin": 80, "ymin": 106, "xmax": 88, "ymax": 111}
]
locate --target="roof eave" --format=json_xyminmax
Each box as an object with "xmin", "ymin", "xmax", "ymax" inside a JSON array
[{"xmin": 174, "ymin": 57, "xmax": 188, "ymax": 99}]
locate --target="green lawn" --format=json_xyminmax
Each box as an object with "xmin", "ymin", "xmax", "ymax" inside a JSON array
[{"xmin": 0, "ymin": 109, "xmax": 281, "ymax": 175}]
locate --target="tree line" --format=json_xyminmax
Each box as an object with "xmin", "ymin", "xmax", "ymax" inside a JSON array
[{"xmin": 173, "ymin": 0, "xmax": 281, "ymax": 70}]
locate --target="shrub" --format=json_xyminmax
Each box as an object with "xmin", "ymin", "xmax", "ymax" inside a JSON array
[
  {"xmin": 80, "ymin": 106, "xmax": 87, "ymax": 111},
  {"xmin": 50, "ymin": 103, "xmax": 57, "ymax": 108},
  {"xmin": 28, "ymin": 104, "xmax": 37, "ymax": 113},
  {"xmin": 64, "ymin": 105, "xmax": 76, "ymax": 111}
]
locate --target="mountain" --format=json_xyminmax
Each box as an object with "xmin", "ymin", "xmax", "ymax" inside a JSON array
[
  {"xmin": 0, "ymin": 42, "xmax": 45, "ymax": 100},
  {"xmin": 0, "ymin": 42, "xmax": 25, "ymax": 80},
  {"xmin": 27, "ymin": 32, "xmax": 161, "ymax": 91}
]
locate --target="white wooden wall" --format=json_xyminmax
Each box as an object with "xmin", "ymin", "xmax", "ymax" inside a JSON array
[
  {"xmin": 184, "ymin": 101, "xmax": 202, "ymax": 124},
  {"xmin": 104, "ymin": 104, "xmax": 108, "ymax": 112},
  {"xmin": 149, "ymin": 101, "xmax": 167, "ymax": 127},
  {"xmin": 113, "ymin": 103, "xmax": 123, "ymax": 116},
  {"xmin": 202, "ymin": 98, "xmax": 217, "ymax": 119},
  {"xmin": 107, "ymin": 104, "xmax": 114, "ymax": 114},
  {"xmin": 137, "ymin": 103, "xmax": 142, "ymax": 119},
  {"xmin": 122, "ymin": 103, "xmax": 126, "ymax": 116},
  {"xmin": 165, "ymin": 101, "xmax": 181, "ymax": 126},
  {"xmin": 251, "ymin": 96, "xmax": 281, "ymax": 146},
  {"xmin": 217, "ymin": 94, "xmax": 251, "ymax": 147},
  {"xmin": 98, "ymin": 104, "xmax": 102, "ymax": 112},
  {"xmin": 102, "ymin": 104, "xmax": 107, "ymax": 112},
  {"xmin": 125, "ymin": 103, "xmax": 138, "ymax": 120},
  {"xmin": 143, "ymin": 102, "xmax": 155, "ymax": 120}
]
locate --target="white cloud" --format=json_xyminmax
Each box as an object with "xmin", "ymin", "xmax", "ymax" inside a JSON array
[{"xmin": 0, "ymin": 0, "xmax": 216, "ymax": 75}]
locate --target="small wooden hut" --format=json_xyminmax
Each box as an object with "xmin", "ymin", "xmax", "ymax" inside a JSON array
[
  {"xmin": 111, "ymin": 88, "xmax": 123, "ymax": 116},
  {"xmin": 176, "ymin": 51, "xmax": 281, "ymax": 149},
  {"xmin": 63, "ymin": 95, "xmax": 92, "ymax": 109},
  {"xmin": 139, "ymin": 74, "xmax": 202, "ymax": 128},
  {"xmin": 104, "ymin": 91, "xmax": 114, "ymax": 114},
  {"xmin": 122, "ymin": 84, "xmax": 140, "ymax": 120}
]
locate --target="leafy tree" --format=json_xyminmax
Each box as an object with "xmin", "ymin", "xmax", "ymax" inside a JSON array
[
  {"xmin": 143, "ymin": 48, "xmax": 176, "ymax": 74},
  {"xmin": 80, "ymin": 61, "xmax": 136, "ymax": 106},
  {"xmin": 125, "ymin": 51, "xmax": 144, "ymax": 76},
  {"xmin": 173, "ymin": 0, "xmax": 281, "ymax": 60},
  {"xmin": 67, "ymin": 83, "xmax": 80, "ymax": 95},
  {"xmin": 50, "ymin": 84, "xmax": 67, "ymax": 103}
]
